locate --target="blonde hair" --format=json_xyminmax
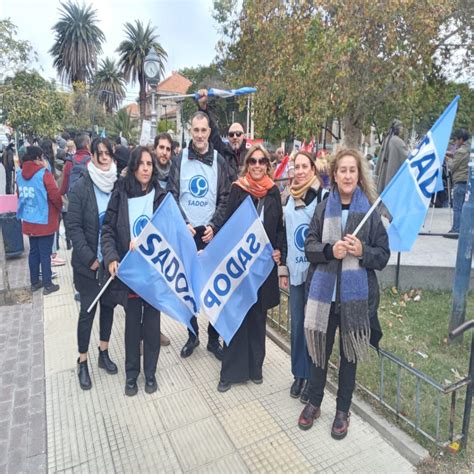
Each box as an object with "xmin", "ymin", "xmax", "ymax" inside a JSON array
[
  {"xmin": 329, "ymin": 148, "xmax": 377, "ymax": 203},
  {"xmin": 241, "ymin": 144, "xmax": 274, "ymax": 178}
]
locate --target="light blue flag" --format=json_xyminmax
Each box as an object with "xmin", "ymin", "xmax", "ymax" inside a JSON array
[
  {"xmin": 380, "ymin": 96, "xmax": 459, "ymax": 251},
  {"xmin": 193, "ymin": 87, "xmax": 257, "ymax": 99},
  {"xmin": 197, "ymin": 196, "xmax": 274, "ymax": 344},
  {"xmin": 117, "ymin": 193, "xmax": 200, "ymax": 333}
]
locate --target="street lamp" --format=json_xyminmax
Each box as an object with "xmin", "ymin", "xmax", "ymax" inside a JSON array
[{"xmin": 144, "ymin": 50, "xmax": 161, "ymax": 137}]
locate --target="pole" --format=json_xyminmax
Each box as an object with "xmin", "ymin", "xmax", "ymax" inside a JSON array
[
  {"xmin": 461, "ymin": 333, "xmax": 473, "ymax": 449},
  {"xmin": 395, "ymin": 252, "xmax": 401, "ymax": 291},
  {"xmin": 87, "ymin": 275, "xmax": 113, "ymax": 313},
  {"xmin": 151, "ymin": 86, "xmax": 157, "ymax": 140},
  {"xmin": 246, "ymin": 95, "xmax": 250, "ymax": 136},
  {"xmin": 250, "ymin": 96, "xmax": 255, "ymax": 140},
  {"xmin": 449, "ymin": 155, "xmax": 474, "ymax": 342},
  {"xmin": 352, "ymin": 196, "xmax": 381, "ymax": 237}
]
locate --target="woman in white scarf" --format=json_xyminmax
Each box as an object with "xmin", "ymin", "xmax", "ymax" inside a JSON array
[{"xmin": 67, "ymin": 137, "xmax": 118, "ymax": 391}]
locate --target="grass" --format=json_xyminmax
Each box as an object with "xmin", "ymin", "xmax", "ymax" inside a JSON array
[{"xmin": 267, "ymin": 287, "xmax": 473, "ymax": 470}]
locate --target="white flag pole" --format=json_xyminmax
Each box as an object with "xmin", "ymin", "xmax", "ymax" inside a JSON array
[
  {"xmin": 352, "ymin": 196, "xmax": 382, "ymax": 237},
  {"xmin": 159, "ymin": 93, "xmax": 196, "ymax": 101},
  {"xmin": 86, "ymin": 275, "xmax": 114, "ymax": 313}
]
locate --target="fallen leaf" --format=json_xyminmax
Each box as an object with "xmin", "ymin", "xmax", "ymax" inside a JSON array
[
  {"xmin": 391, "ymin": 286, "xmax": 398, "ymax": 295},
  {"xmin": 444, "ymin": 379, "xmax": 452, "ymax": 386},
  {"xmin": 405, "ymin": 334, "xmax": 413, "ymax": 342},
  {"xmin": 409, "ymin": 362, "xmax": 414, "ymax": 367},
  {"xmin": 399, "ymin": 300, "xmax": 407, "ymax": 307},
  {"xmin": 403, "ymin": 293, "xmax": 410, "ymax": 302},
  {"xmin": 413, "ymin": 350, "xmax": 428, "ymax": 359},
  {"xmin": 388, "ymin": 321, "xmax": 393, "ymax": 329},
  {"xmin": 414, "ymin": 295, "xmax": 421, "ymax": 302},
  {"xmin": 450, "ymin": 368, "xmax": 464, "ymax": 381}
]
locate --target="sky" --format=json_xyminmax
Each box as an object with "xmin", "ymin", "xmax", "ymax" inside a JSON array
[{"xmin": 2, "ymin": 0, "xmax": 221, "ymax": 103}]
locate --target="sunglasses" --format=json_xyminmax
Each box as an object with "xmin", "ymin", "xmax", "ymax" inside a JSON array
[
  {"xmin": 248, "ymin": 157, "xmax": 269, "ymax": 166},
  {"xmin": 228, "ymin": 131, "xmax": 243, "ymax": 138}
]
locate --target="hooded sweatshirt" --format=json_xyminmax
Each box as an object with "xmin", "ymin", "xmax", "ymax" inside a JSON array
[{"xmin": 19, "ymin": 161, "xmax": 62, "ymax": 236}]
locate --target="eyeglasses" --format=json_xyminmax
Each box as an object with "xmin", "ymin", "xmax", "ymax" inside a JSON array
[
  {"xmin": 228, "ymin": 131, "xmax": 243, "ymax": 138},
  {"xmin": 247, "ymin": 157, "xmax": 269, "ymax": 166}
]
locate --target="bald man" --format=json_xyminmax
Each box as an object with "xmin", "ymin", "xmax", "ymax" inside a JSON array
[{"xmin": 197, "ymin": 90, "xmax": 247, "ymax": 182}]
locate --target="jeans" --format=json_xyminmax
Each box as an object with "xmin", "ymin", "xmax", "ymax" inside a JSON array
[
  {"xmin": 452, "ymin": 182, "xmax": 467, "ymax": 233},
  {"xmin": 290, "ymin": 284, "xmax": 311, "ymax": 379},
  {"xmin": 28, "ymin": 235, "xmax": 54, "ymax": 286}
]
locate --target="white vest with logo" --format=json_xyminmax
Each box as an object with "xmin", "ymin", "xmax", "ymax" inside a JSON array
[
  {"xmin": 179, "ymin": 148, "xmax": 218, "ymax": 227},
  {"xmin": 284, "ymin": 196, "xmax": 318, "ymax": 286},
  {"xmin": 128, "ymin": 189, "xmax": 155, "ymax": 239}
]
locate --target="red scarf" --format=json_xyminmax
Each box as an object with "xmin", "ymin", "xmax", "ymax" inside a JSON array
[{"xmin": 234, "ymin": 172, "xmax": 274, "ymax": 198}]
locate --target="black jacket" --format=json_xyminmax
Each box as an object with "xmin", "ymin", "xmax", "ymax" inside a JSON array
[
  {"xmin": 67, "ymin": 172, "xmax": 107, "ymax": 280},
  {"xmin": 224, "ymin": 184, "xmax": 286, "ymax": 311},
  {"xmin": 200, "ymin": 106, "xmax": 247, "ymax": 183},
  {"xmin": 167, "ymin": 143, "xmax": 230, "ymax": 232},
  {"xmin": 304, "ymin": 198, "xmax": 390, "ymax": 348},
  {"xmin": 101, "ymin": 177, "xmax": 167, "ymax": 307}
]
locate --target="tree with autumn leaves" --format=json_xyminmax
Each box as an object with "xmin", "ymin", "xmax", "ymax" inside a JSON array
[{"xmin": 214, "ymin": 0, "xmax": 472, "ymax": 146}]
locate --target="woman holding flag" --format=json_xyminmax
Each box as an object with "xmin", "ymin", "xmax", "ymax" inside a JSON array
[
  {"xmin": 67, "ymin": 137, "xmax": 118, "ymax": 390},
  {"xmin": 101, "ymin": 146, "xmax": 166, "ymax": 397},
  {"xmin": 298, "ymin": 149, "xmax": 389, "ymax": 440},
  {"xmin": 218, "ymin": 144, "xmax": 286, "ymax": 393},
  {"xmin": 279, "ymin": 151, "xmax": 328, "ymax": 403}
]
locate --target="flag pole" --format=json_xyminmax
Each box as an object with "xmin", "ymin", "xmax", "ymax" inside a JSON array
[
  {"xmin": 352, "ymin": 196, "xmax": 382, "ymax": 237},
  {"xmin": 86, "ymin": 275, "xmax": 114, "ymax": 313},
  {"xmin": 158, "ymin": 93, "xmax": 196, "ymax": 102}
]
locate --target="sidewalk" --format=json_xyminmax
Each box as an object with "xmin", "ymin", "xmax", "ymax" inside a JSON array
[{"xmin": 40, "ymin": 252, "xmax": 417, "ymax": 473}]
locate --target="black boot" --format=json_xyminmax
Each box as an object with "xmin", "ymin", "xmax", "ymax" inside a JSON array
[
  {"xmin": 290, "ymin": 377, "xmax": 304, "ymax": 398},
  {"xmin": 207, "ymin": 339, "xmax": 224, "ymax": 361},
  {"xmin": 180, "ymin": 335, "xmax": 199, "ymax": 358},
  {"xmin": 98, "ymin": 347, "xmax": 118, "ymax": 374},
  {"xmin": 77, "ymin": 358, "xmax": 92, "ymax": 390},
  {"xmin": 300, "ymin": 380, "xmax": 310, "ymax": 404}
]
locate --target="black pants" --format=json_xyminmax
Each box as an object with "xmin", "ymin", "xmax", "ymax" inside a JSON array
[
  {"xmin": 125, "ymin": 298, "xmax": 160, "ymax": 380},
  {"xmin": 75, "ymin": 272, "xmax": 114, "ymax": 354},
  {"xmin": 188, "ymin": 316, "xmax": 219, "ymax": 344},
  {"xmin": 5, "ymin": 167, "xmax": 14, "ymax": 194},
  {"xmin": 307, "ymin": 305, "xmax": 357, "ymax": 413},
  {"xmin": 220, "ymin": 300, "xmax": 266, "ymax": 383}
]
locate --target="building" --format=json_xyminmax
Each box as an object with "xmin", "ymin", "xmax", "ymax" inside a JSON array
[{"xmin": 145, "ymin": 71, "xmax": 192, "ymax": 144}]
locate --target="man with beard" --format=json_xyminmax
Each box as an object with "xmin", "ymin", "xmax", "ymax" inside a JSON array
[
  {"xmin": 154, "ymin": 132, "xmax": 173, "ymax": 188},
  {"xmin": 196, "ymin": 90, "xmax": 247, "ymax": 183}
]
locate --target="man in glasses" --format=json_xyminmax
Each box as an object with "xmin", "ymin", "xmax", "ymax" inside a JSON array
[
  {"xmin": 197, "ymin": 90, "xmax": 247, "ymax": 183},
  {"xmin": 168, "ymin": 111, "xmax": 229, "ymax": 360}
]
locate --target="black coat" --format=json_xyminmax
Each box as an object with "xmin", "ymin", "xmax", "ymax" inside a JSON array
[
  {"xmin": 224, "ymin": 184, "xmax": 286, "ymax": 311},
  {"xmin": 101, "ymin": 178, "xmax": 167, "ymax": 307},
  {"xmin": 67, "ymin": 172, "xmax": 106, "ymax": 280},
  {"xmin": 167, "ymin": 144, "xmax": 229, "ymax": 232},
  {"xmin": 304, "ymin": 198, "xmax": 390, "ymax": 349}
]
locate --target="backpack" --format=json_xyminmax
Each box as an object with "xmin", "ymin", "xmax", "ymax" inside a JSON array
[{"xmin": 68, "ymin": 154, "xmax": 91, "ymax": 194}]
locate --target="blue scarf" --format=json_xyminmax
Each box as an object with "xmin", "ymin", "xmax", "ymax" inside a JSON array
[{"xmin": 305, "ymin": 186, "xmax": 371, "ymax": 367}]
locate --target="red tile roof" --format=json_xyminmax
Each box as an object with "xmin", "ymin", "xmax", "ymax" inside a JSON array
[
  {"xmin": 156, "ymin": 71, "xmax": 192, "ymax": 95},
  {"xmin": 124, "ymin": 103, "xmax": 140, "ymax": 118}
]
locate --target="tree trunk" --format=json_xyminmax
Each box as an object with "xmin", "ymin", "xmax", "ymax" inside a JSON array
[{"xmin": 342, "ymin": 113, "xmax": 362, "ymax": 149}]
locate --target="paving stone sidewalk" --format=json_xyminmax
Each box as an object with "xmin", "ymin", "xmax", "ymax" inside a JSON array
[{"xmin": 41, "ymin": 252, "xmax": 416, "ymax": 473}]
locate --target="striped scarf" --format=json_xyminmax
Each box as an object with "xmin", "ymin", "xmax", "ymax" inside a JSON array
[{"xmin": 305, "ymin": 186, "xmax": 371, "ymax": 367}]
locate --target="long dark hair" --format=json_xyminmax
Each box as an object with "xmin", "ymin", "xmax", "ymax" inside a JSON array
[
  {"xmin": 40, "ymin": 138, "xmax": 56, "ymax": 177},
  {"xmin": 124, "ymin": 146, "xmax": 158, "ymax": 196},
  {"xmin": 91, "ymin": 137, "xmax": 114, "ymax": 165}
]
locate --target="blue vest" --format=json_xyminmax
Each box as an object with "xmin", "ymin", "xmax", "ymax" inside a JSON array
[
  {"xmin": 128, "ymin": 190, "xmax": 155, "ymax": 239},
  {"xmin": 284, "ymin": 196, "xmax": 318, "ymax": 286},
  {"xmin": 179, "ymin": 148, "xmax": 218, "ymax": 227},
  {"xmin": 16, "ymin": 168, "xmax": 49, "ymax": 225},
  {"xmin": 93, "ymin": 185, "xmax": 112, "ymax": 262}
]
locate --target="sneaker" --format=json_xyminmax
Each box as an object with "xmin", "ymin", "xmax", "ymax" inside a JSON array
[
  {"xmin": 51, "ymin": 256, "xmax": 66, "ymax": 266},
  {"xmin": 30, "ymin": 280, "xmax": 43, "ymax": 292},
  {"xmin": 125, "ymin": 378, "xmax": 138, "ymax": 397},
  {"xmin": 43, "ymin": 283, "xmax": 60, "ymax": 295},
  {"xmin": 145, "ymin": 375, "xmax": 158, "ymax": 394},
  {"xmin": 39, "ymin": 271, "xmax": 58, "ymax": 279}
]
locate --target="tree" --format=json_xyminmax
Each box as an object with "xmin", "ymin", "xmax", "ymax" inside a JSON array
[
  {"xmin": 214, "ymin": 0, "xmax": 472, "ymax": 146},
  {"xmin": 49, "ymin": 1, "xmax": 105, "ymax": 85},
  {"xmin": 179, "ymin": 63, "xmax": 247, "ymax": 135},
  {"xmin": 116, "ymin": 20, "xmax": 167, "ymax": 119},
  {"xmin": 0, "ymin": 19, "xmax": 36, "ymax": 79},
  {"xmin": 92, "ymin": 57, "xmax": 127, "ymax": 113},
  {"xmin": 3, "ymin": 71, "xmax": 66, "ymax": 137},
  {"xmin": 107, "ymin": 108, "xmax": 139, "ymax": 143}
]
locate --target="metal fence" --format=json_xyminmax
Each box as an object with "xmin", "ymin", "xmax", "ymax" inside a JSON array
[{"xmin": 267, "ymin": 289, "xmax": 472, "ymax": 449}]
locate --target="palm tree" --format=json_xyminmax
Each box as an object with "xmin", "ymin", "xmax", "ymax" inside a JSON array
[
  {"xmin": 49, "ymin": 1, "xmax": 105, "ymax": 85},
  {"xmin": 108, "ymin": 108, "xmax": 139, "ymax": 143},
  {"xmin": 116, "ymin": 20, "xmax": 167, "ymax": 118},
  {"xmin": 93, "ymin": 57, "xmax": 126, "ymax": 113}
]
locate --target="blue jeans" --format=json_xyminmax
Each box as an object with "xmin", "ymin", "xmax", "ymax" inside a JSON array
[
  {"xmin": 452, "ymin": 182, "xmax": 467, "ymax": 232},
  {"xmin": 29, "ymin": 235, "xmax": 54, "ymax": 286},
  {"xmin": 290, "ymin": 284, "xmax": 311, "ymax": 380}
]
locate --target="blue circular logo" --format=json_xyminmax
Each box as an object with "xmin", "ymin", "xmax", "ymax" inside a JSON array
[
  {"xmin": 294, "ymin": 224, "xmax": 309, "ymax": 252},
  {"xmin": 133, "ymin": 215, "xmax": 150, "ymax": 237},
  {"xmin": 189, "ymin": 175, "xmax": 209, "ymax": 198}
]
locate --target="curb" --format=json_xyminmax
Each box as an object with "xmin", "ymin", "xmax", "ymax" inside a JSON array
[{"xmin": 266, "ymin": 325, "xmax": 430, "ymax": 466}]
